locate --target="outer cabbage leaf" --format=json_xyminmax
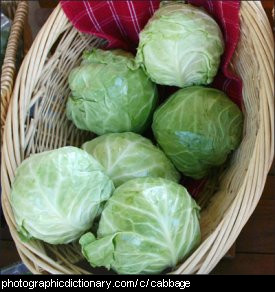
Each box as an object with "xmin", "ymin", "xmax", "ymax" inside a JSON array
[
  {"xmin": 152, "ymin": 86, "xmax": 243, "ymax": 179},
  {"xmin": 82, "ymin": 132, "xmax": 180, "ymax": 187},
  {"xmin": 67, "ymin": 49, "xmax": 157, "ymax": 135},
  {"xmin": 11, "ymin": 147, "xmax": 114, "ymax": 244},
  {"xmin": 136, "ymin": 3, "xmax": 224, "ymax": 87},
  {"xmin": 80, "ymin": 177, "xmax": 201, "ymax": 274}
]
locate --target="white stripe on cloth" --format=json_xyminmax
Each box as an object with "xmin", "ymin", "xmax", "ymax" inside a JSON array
[
  {"xmin": 95, "ymin": 18, "xmax": 115, "ymax": 29},
  {"xmin": 208, "ymin": 0, "xmax": 214, "ymax": 13},
  {"xmin": 108, "ymin": 0, "xmax": 128, "ymax": 38},
  {"xmin": 149, "ymin": 0, "xmax": 155, "ymax": 16},
  {"xmin": 72, "ymin": 10, "xmax": 88, "ymax": 26},
  {"xmin": 149, "ymin": 5, "xmax": 153, "ymax": 16},
  {"xmin": 225, "ymin": 1, "xmax": 240, "ymax": 9},
  {"xmin": 219, "ymin": 1, "xmax": 227, "ymax": 42},
  {"xmin": 127, "ymin": 1, "xmax": 141, "ymax": 36},
  {"xmin": 223, "ymin": 78, "xmax": 231, "ymax": 92},
  {"xmin": 83, "ymin": 0, "xmax": 102, "ymax": 32}
]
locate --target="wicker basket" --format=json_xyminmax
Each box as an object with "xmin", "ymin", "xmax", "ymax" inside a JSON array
[
  {"xmin": 1, "ymin": 2, "xmax": 274, "ymax": 274},
  {"xmin": 1, "ymin": 1, "xmax": 30, "ymax": 135}
]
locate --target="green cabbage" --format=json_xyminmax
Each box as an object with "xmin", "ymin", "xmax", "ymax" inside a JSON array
[
  {"xmin": 82, "ymin": 132, "xmax": 180, "ymax": 187},
  {"xmin": 67, "ymin": 49, "xmax": 157, "ymax": 135},
  {"xmin": 11, "ymin": 147, "xmax": 114, "ymax": 244},
  {"xmin": 152, "ymin": 86, "xmax": 243, "ymax": 179},
  {"xmin": 136, "ymin": 3, "xmax": 224, "ymax": 87},
  {"xmin": 80, "ymin": 177, "xmax": 201, "ymax": 274}
]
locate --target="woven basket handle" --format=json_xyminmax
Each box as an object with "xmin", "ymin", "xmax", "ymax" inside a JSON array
[{"xmin": 1, "ymin": 1, "xmax": 29, "ymax": 134}]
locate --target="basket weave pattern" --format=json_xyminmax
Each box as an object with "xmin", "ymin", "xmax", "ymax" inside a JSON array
[
  {"xmin": 1, "ymin": 2, "xmax": 274, "ymax": 274},
  {"xmin": 1, "ymin": 1, "xmax": 29, "ymax": 134}
]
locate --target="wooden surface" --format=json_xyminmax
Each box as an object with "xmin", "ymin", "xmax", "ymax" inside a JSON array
[
  {"xmin": 211, "ymin": 174, "xmax": 275, "ymax": 274},
  {"xmin": 0, "ymin": 0, "xmax": 274, "ymax": 274}
]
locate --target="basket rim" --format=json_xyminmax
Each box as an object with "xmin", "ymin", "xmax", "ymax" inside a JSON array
[{"xmin": 1, "ymin": 1, "xmax": 274, "ymax": 274}]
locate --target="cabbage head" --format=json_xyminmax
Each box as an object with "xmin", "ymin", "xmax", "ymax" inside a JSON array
[
  {"xmin": 80, "ymin": 177, "xmax": 201, "ymax": 274},
  {"xmin": 136, "ymin": 3, "xmax": 224, "ymax": 87},
  {"xmin": 82, "ymin": 132, "xmax": 180, "ymax": 187},
  {"xmin": 152, "ymin": 86, "xmax": 243, "ymax": 179},
  {"xmin": 11, "ymin": 147, "xmax": 114, "ymax": 244},
  {"xmin": 66, "ymin": 49, "xmax": 157, "ymax": 135}
]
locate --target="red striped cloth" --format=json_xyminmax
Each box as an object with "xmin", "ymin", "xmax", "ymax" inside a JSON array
[
  {"xmin": 61, "ymin": 0, "xmax": 242, "ymax": 107},
  {"xmin": 61, "ymin": 0, "xmax": 243, "ymax": 197}
]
